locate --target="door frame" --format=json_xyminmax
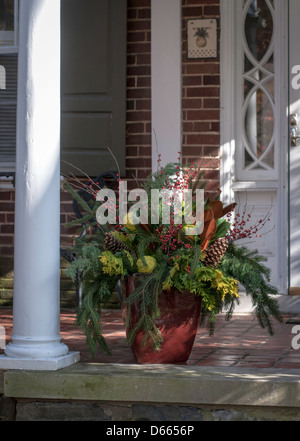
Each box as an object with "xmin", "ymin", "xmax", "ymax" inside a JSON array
[{"xmin": 220, "ymin": 0, "xmax": 289, "ymax": 295}]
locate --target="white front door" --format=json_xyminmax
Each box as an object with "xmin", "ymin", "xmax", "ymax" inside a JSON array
[
  {"xmin": 221, "ymin": 0, "xmax": 289, "ymax": 294},
  {"xmin": 289, "ymin": 0, "xmax": 300, "ymax": 292}
]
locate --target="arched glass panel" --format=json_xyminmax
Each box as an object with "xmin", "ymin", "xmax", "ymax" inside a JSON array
[{"xmin": 242, "ymin": 0, "xmax": 275, "ymax": 171}]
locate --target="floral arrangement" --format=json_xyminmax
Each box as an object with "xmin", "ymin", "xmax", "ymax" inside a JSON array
[{"xmin": 64, "ymin": 160, "xmax": 282, "ymax": 357}]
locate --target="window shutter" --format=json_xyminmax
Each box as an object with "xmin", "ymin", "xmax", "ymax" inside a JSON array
[
  {"xmin": 60, "ymin": 0, "xmax": 127, "ymax": 177},
  {"xmin": 0, "ymin": 54, "xmax": 17, "ymax": 164}
]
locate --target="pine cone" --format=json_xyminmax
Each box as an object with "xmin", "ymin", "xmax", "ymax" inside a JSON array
[
  {"xmin": 204, "ymin": 237, "xmax": 229, "ymax": 268},
  {"xmin": 104, "ymin": 232, "xmax": 135, "ymax": 257}
]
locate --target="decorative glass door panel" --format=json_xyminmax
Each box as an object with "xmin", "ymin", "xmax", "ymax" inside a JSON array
[
  {"xmin": 223, "ymin": 0, "xmax": 288, "ymax": 292},
  {"xmin": 289, "ymin": 0, "xmax": 300, "ymax": 291},
  {"xmin": 237, "ymin": 0, "xmax": 277, "ymax": 180}
]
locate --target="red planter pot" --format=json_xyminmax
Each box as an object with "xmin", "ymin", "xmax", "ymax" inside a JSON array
[{"xmin": 123, "ymin": 274, "xmax": 202, "ymax": 364}]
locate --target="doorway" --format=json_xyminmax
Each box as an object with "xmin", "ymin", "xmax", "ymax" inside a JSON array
[{"xmin": 221, "ymin": 0, "xmax": 289, "ymax": 294}]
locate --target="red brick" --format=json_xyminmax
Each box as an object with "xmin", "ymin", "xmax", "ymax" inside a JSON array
[
  {"xmin": 136, "ymin": 99, "xmax": 151, "ymax": 110},
  {"xmin": 203, "ymin": 75, "xmax": 220, "ymax": 85},
  {"xmin": 137, "ymin": 53, "xmax": 151, "ymax": 65},
  {"xmin": 127, "ymin": 77, "xmax": 136, "ymax": 88},
  {"xmin": 0, "ymin": 192, "xmax": 12, "ymax": 201},
  {"xmin": 127, "ymin": 9, "xmax": 137, "ymax": 20},
  {"xmin": 127, "ymin": 43, "xmax": 151, "ymax": 55},
  {"xmin": 183, "ymin": 75, "xmax": 203, "ymax": 86},
  {"xmin": 127, "ymin": 134, "xmax": 151, "ymax": 145},
  {"xmin": 127, "ymin": 31, "xmax": 147, "ymax": 42},
  {"xmin": 126, "ymin": 157, "xmax": 151, "ymax": 168},
  {"xmin": 182, "ymin": 146, "xmax": 203, "ymax": 156},
  {"xmin": 1, "ymin": 225, "xmax": 14, "ymax": 234},
  {"xmin": 187, "ymin": 87, "xmax": 219, "ymax": 98},
  {"xmin": 0, "ymin": 246, "xmax": 14, "ymax": 256},
  {"xmin": 138, "ymin": 146, "xmax": 151, "ymax": 156},
  {"xmin": 127, "ymin": 20, "xmax": 151, "ymax": 31},
  {"xmin": 126, "ymin": 146, "xmax": 138, "ymax": 157},
  {"xmin": 128, "ymin": 0, "xmax": 150, "ymax": 9},
  {"xmin": 182, "ymin": 6, "xmax": 203, "ymax": 17},
  {"xmin": 60, "ymin": 203, "xmax": 74, "ymax": 214},
  {"xmin": 126, "ymin": 122, "xmax": 145, "ymax": 134},
  {"xmin": 203, "ymin": 98, "xmax": 220, "ymax": 109},
  {"xmin": 137, "ymin": 77, "xmax": 151, "ymax": 87},
  {"xmin": 127, "ymin": 88, "xmax": 151, "ymax": 99},
  {"xmin": 183, "ymin": 122, "xmax": 195, "ymax": 132},
  {"xmin": 6, "ymin": 214, "xmax": 14, "ymax": 223},
  {"xmin": 127, "ymin": 65, "xmax": 151, "ymax": 77},
  {"xmin": 182, "ymin": 98, "xmax": 202, "ymax": 109},
  {"xmin": 0, "ymin": 235, "xmax": 13, "ymax": 245},
  {"xmin": 203, "ymin": 146, "xmax": 220, "ymax": 157},
  {"xmin": 137, "ymin": 169, "xmax": 152, "ymax": 179},
  {"xmin": 186, "ymin": 109, "xmax": 220, "ymax": 121},
  {"xmin": 138, "ymin": 9, "xmax": 151, "ymax": 19},
  {"xmin": 0, "ymin": 202, "xmax": 14, "ymax": 212},
  {"xmin": 193, "ymin": 122, "xmax": 211, "ymax": 132},
  {"xmin": 127, "ymin": 111, "xmax": 151, "ymax": 122},
  {"xmin": 186, "ymin": 63, "xmax": 219, "ymax": 75},
  {"xmin": 204, "ymin": 6, "xmax": 220, "ymax": 16}
]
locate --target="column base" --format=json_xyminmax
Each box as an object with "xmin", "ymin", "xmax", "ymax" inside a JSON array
[{"xmin": 0, "ymin": 352, "xmax": 80, "ymax": 371}]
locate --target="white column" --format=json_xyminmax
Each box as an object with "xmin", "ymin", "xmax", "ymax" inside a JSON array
[
  {"xmin": 151, "ymin": 0, "xmax": 182, "ymax": 171},
  {"xmin": 0, "ymin": 0, "xmax": 79, "ymax": 370}
]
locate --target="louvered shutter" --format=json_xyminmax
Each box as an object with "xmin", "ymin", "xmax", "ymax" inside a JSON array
[{"xmin": 0, "ymin": 54, "xmax": 17, "ymax": 164}]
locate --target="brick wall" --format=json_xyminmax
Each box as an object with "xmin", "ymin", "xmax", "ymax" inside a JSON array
[
  {"xmin": 0, "ymin": 190, "xmax": 14, "ymax": 306},
  {"xmin": 126, "ymin": 0, "xmax": 152, "ymax": 190},
  {"xmin": 0, "ymin": 191, "xmax": 14, "ymax": 258},
  {"xmin": 182, "ymin": 0, "xmax": 220, "ymax": 192},
  {"xmin": 125, "ymin": 0, "xmax": 221, "ymax": 192}
]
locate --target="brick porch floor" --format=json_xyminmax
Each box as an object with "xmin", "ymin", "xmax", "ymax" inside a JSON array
[{"xmin": 1, "ymin": 308, "xmax": 300, "ymax": 369}]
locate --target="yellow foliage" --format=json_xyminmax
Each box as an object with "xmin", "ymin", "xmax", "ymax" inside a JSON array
[
  {"xmin": 99, "ymin": 251, "xmax": 124, "ymax": 276},
  {"xmin": 137, "ymin": 256, "xmax": 157, "ymax": 273}
]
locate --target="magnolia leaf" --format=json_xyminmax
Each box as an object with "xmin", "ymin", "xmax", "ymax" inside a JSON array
[
  {"xmin": 213, "ymin": 219, "xmax": 231, "ymax": 240},
  {"xmin": 209, "ymin": 200, "xmax": 224, "ymax": 220},
  {"xmin": 222, "ymin": 202, "xmax": 237, "ymax": 217}
]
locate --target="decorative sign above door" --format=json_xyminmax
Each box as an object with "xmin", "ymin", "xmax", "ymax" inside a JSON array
[{"xmin": 187, "ymin": 18, "xmax": 217, "ymax": 59}]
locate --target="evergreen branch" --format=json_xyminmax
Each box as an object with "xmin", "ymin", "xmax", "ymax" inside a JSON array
[
  {"xmin": 125, "ymin": 273, "xmax": 164, "ymax": 350},
  {"xmin": 219, "ymin": 243, "xmax": 282, "ymax": 335},
  {"xmin": 63, "ymin": 181, "xmax": 95, "ymax": 214},
  {"xmin": 190, "ymin": 244, "xmax": 202, "ymax": 275}
]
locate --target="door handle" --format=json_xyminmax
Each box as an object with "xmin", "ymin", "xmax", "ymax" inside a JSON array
[
  {"xmin": 291, "ymin": 114, "xmax": 300, "ymax": 146},
  {"xmin": 291, "ymin": 127, "xmax": 300, "ymax": 146}
]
